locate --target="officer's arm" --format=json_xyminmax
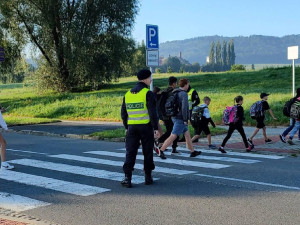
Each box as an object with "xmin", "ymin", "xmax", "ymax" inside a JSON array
[
  {"xmin": 146, "ymin": 91, "xmax": 159, "ymax": 130},
  {"xmin": 192, "ymin": 90, "xmax": 200, "ymax": 108},
  {"xmin": 121, "ymin": 97, "xmax": 128, "ymax": 129}
]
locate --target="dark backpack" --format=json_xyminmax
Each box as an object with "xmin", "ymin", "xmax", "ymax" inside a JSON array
[
  {"xmin": 290, "ymin": 100, "xmax": 300, "ymax": 119},
  {"xmin": 250, "ymin": 101, "xmax": 264, "ymax": 119},
  {"xmin": 283, "ymin": 98, "xmax": 296, "ymax": 117},
  {"xmin": 190, "ymin": 105, "xmax": 207, "ymax": 127},
  {"xmin": 165, "ymin": 89, "xmax": 181, "ymax": 117},
  {"xmin": 157, "ymin": 89, "xmax": 173, "ymax": 120}
]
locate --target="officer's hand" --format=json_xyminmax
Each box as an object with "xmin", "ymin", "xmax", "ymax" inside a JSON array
[
  {"xmin": 125, "ymin": 129, "xmax": 128, "ymax": 136},
  {"xmin": 273, "ymin": 117, "xmax": 277, "ymax": 120},
  {"xmin": 184, "ymin": 122, "xmax": 188, "ymax": 125},
  {"xmin": 154, "ymin": 130, "xmax": 160, "ymax": 139}
]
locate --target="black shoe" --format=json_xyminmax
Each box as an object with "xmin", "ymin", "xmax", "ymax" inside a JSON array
[
  {"xmin": 121, "ymin": 175, "xmax": 132, "ymax": 188},
  {"xmin": 171, "ymin": 149, "xmax": 180, "ymax": 154},
  {"xmin": 218, "ymin": 146, "xmax": 227, "ymax": 154},
  {"xmin": 279, "ymin": 135, "xmax": 286, "ymax": 143},
  {"xmin": 160, "ymin": 151, "xmax": 167, "ymax": 159},
  {"xmin": 190, "ymin": 150, "xmax": 201, "ymax": 157},
  {"xmin": 265, "ymin": 139, "xmax": 272, "ymax": 144},
  {"xmin": 192, "ymin": 139, "xmax": 199, "ymax": 143},
  {"xmin": 145, "ymin": 174, "xmax": 153, "ymax": 185},
  {"xmin": 247, "ymin": 138, "xmax": 254, "ymax": 146}
]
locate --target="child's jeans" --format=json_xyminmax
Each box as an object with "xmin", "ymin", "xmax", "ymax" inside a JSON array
[
  {"xmin": 289, "ymin": 120, "xmax": 300, "ymax": 140},
  {"xmin": 282, "ymin": 118, "xmax": 300, "ymax": 138}
]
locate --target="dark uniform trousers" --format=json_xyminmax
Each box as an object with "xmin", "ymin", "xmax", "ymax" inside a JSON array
[{"xmin": 123, "ymin": 123, "xmax": 155, "ymax": 176}]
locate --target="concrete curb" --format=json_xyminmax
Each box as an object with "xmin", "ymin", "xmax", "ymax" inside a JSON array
[
  {"xmin": 5, "ymin": 128, "xmax": 125, "ymax": 142},
  {"xmin": 0, "ymin": 208, "xmax": 59, "ymax": 225}
]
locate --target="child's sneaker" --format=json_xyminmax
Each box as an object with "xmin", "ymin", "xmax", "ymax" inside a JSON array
[
  {"xmin": 159, "ymin": 151, "xmax": 167, "ymax": 159},
  {"xmin": 153, "ymin": 141, "xmax": 161, "ymax": 156},
  {"xmin": 265, "ymin": 139, "xmax": 272, "ymax": 144},
  {"xmin": 279, "ymin": 134, "xmax": 286, "ymax": 143},
  {"xmin": 218, "ymin": 146, "xmax": 227, "ymax": 154},
  {"xmin": 208, "ymin": 144, "xmax": 216, "ymax": 149},
  {"xmin": 287, "ymin": 139, "xmax": 295, "ymax": 145},
  {"xmin": 1, "ymin": 162, "xmax": 14, "ymax": 170},
  {"xmin": 190, "ymin": 150, "xmax": 201, "ymax": 157},
  {"xmin": 246, "ymin": 145, "xmax": 254, "ymax": 152},
  {"xmin": 247, "ymin": 138, "xmax": 254, "ymax": 146}
]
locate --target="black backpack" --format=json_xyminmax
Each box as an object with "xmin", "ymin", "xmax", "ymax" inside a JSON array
[
  {"xmin": 190, "ymin": 105, "xmax": 207, "ymax": 127},
  {"xmin": 283, "ymin": 98, "xmax": 296, "ymax": 117},
  {"xmin": 157, "ymin": 89, "xmax": 173, "ymax": 120},
  {"xmin": 290, "ymin": 100, "xmax": 300, "ymax": 119},
  {"xmin": 165, "ymin": 89, "xmax": 181, "ymax": 117}
]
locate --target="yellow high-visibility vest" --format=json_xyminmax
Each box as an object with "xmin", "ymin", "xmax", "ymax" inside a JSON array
[
  {"xmin": 188, "ymin": 88, "xmax": 195, "ymax": 110},
  {"xmin": 125, "ymin": 88, "xmax": 150, "ymax": 125}
]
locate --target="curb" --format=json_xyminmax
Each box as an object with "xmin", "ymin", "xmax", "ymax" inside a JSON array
[
  {"xmin": 5, "ymin": 128, "xmax": 125, "ymax": 142},
  {"xmin": 0, "ymin": 208, "xmax": 59, "ymax": 225}
]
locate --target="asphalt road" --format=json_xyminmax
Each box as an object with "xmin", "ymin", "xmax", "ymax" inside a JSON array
[{"xmin": 0, "ymin": 132, "xmax": 300, "ymax": 225}]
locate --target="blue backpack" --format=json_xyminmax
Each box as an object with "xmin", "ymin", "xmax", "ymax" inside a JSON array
[{"xmin": 250, "ymin": 101, "xmax": 264, "ymax": 119}]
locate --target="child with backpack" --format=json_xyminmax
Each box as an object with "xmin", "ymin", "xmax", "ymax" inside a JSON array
[
  {"xmin": 191, "ymin": 96, "xmax": 217, "ymax": 149},
  {"xmin": 219, "ymin": 96, "xmax": 253, "ymax": 153},
  {"xmin": 287, "ymin": 97, "xmax": 300, "ymax": 145},
  {"xmin": 248, "ymin": 93, "xmax": 277, "ymax": 146}
]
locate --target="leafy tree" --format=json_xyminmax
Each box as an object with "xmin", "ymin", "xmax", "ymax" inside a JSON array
[
  {"xmin": 165, "ymin": 56, "xmax": 181, "ymax": 72},
  {"xmin": 229, "ymin": 39, "xmax": 236, "ymax": 66},
  {"xmin": 0, "ymin": 0, "xmax": 138, "ymax": 91},
  {"xmin": 231, "ymin": 64, "xmax": 245, "ymax": 71},
  {"xmin": 167, "ymin": 66, "xmax": 173, "ymax": 73},
  {"xmin": 208, "ymin": 41, "xmax": 215, "ymax": 65},
  {"xmin": 222, "ymin": 40, "xmax": 228, "ymax": 70},
  {"xmin": 215, "ymin": 41, "xmax": 222, "ymax": 71},
  {"xmin": 251, "ymin": 64, "xmax": 255, "ymax": 70}
]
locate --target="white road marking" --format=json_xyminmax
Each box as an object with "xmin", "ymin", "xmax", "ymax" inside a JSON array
[
  {"xmin": 0, "ymin": 170, "xmax": 110, "ymax": 196},
  {"xmin": 7, "ymin": 148, "xmax": 48, "ymax": 155},
  {"xmin": 114, "ymin": 148, "xmax": 260, "ymax": 164},
  {"xmin": 176, "ymin": 147, "xmax": 285, "ymax": 159},
  {"xmin": 85, "ymin": 151, "xmax": 230, "ymax": 169},
  {"xmin": 50, "ymin": 154, "xmax": 197, "ymax": 175},
  {"xmin": 0, "ymin": 192, "xmax": 50, "ymax": 212},
  {"xmin": 195, "ymin": 174, "xmax": 300, "ymax": 190},
  {"xmin": 8, "ymin": 158, "xmax": 154, "ymax": 184}
]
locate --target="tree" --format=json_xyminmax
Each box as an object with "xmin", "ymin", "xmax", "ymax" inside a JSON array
[
  {"xmin": 165, "ymin": 56, "xmax": 181, "ymax": 73},
  {"xmin": 222, "ymin": 40, "xmax": 228, "ymax": 70},
  {"xmin": 167, "ymin": 66, "xmax": 173, "ymax": 73},
  {"xmin": 215, "ymin": 41, "xmax": 222, "ymax": 71},
  {"xmin": 208, "ymin": 41, "xmax": 215, "ymax": 66},
  {"xmin": 229, "ymin": 39, "xmax": 236, "ymax": 66},
  {"xmin": 251, "ymin": 64, "xmax": 255, "ymax": 70},
  {"xmin": 0, "ymin": 0, "xmax": 138, "ymax": 91}
]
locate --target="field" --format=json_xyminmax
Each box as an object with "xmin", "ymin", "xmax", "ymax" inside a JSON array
[{"xmin": 0, "ymin": 66, "xmax": 299, "ymax": 127}]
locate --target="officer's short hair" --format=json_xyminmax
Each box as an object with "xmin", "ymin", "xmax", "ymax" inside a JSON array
[{"xmin": 168, "ymin": 76, "xmax": 177, "ymax": 86}]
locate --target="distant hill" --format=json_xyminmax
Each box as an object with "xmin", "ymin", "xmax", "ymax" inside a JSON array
[{"xmin": 160, "ymin": 35, "xmax": 300, "ymax": 65}]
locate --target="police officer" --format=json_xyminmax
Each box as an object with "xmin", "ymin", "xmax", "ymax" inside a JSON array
[{"xmin": 121, "ymin": 69, "xmax": 160, "ymax": 188}]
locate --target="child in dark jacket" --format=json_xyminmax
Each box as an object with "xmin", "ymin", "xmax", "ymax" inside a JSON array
[{"xmin": 219, "ymin": 96, "xmax": 254, "ymax": 153}]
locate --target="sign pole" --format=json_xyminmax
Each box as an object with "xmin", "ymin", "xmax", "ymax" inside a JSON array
[
  {"xmin": 150, "ymin": 67, "xmax": 153, "ymax": 91},
  {"xmin": 293, "ymin": 59, "xmax": 295, "ymax": 97}
]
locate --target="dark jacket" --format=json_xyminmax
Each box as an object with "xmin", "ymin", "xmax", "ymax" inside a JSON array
[
  {"xmin": 187, "ymin": 86, "xmax": 200, "ymax": 109},
  {"xmin": 173, "ymin": 88, "xmax": 189, "ymax": 122},
  {"xmin": 236, "ymin": 104, "xmax": 245, "ymax": 126},
  {"xmin": 121, "ymin": 82, "xmax": 158, "ymax": 130}
]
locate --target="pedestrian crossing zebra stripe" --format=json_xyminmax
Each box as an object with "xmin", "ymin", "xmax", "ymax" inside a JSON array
[
  {"xmin": 84, "ymin": 151, "xmax": 230, "ymax": 169},
  {"xmin": 0, "ymin": 192, "xmax": 50, "ymax": 212},
  {"xmin": 8, "ymin": 158, "xmax": 156, "ymax": 184},
  {"xmin": 0, "ymin": 170, "xmax": 110, "ymax": 196},
  {"xmin": 176, "ymin": 147, "xmax": 285, "ymax": 159},
  {"xmin": 50, "ymin": 154, "xmax": 197, "ymax": 175},
  {"xmin": 115, "ymin": 148, "xmax": 260, "ymax": 164}
]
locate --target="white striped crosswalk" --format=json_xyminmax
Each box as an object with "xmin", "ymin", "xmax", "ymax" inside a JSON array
[{"xmin": 0, "ymin": 147, "xmax": 286, "ymax": 212}]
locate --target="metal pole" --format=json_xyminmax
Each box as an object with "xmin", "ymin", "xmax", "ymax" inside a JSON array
[
  {"xmin": 150, "ymin": 67, "xmax": 153, "ymax": 91},
  {"xmin": 293, "ymin": 59, "xmax": 295, "ymax": 97}
]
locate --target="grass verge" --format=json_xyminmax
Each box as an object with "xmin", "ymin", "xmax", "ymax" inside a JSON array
[{"xmin": 4, "ymin": 115, "xmax": 60, "ymax": 126}]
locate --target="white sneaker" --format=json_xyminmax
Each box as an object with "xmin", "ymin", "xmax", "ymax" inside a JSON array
[{"xmin": 1, "ymin": 162, "xmax": 14, "ymax": 170}]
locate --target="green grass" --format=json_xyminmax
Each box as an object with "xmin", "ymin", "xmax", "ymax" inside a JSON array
[
  {"xmin": 90, "ymin": 126, "xmax": 227, "ymax": 140},
  {"xmin": 0, "ymin": 66, "xmax": 299, "ymax": 126},
  {"xmin": 4, "ymin": 115, "xmax": 60, "ymax": 126}
]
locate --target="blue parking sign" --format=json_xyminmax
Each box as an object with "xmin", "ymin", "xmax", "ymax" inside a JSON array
[{"xmin": 146, "ymin": 25, "xmax": 159, "ymax": 50}]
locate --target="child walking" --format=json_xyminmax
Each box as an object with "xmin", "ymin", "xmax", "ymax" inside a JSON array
[
  {"xmin": 191, "ymin": 96, "xmax": 217, "ymax": 149},
  {"xmin": 219, "ymin": 96, "xmax": 254, "ymax": 153},
  {"xmin": 0, "ymin": 106, "xmax": 14, "ymax": 170},
  {"xmin": 248, "ymin": 93, "xmax": 276, "ymax": 146},
  {"xmin": 287, "ymin": 97, "xmax": 300, "ymax": 145}
]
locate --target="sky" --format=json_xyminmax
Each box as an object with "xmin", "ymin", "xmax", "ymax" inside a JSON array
[{"xmin": 132, "ymin": 0, "xmax": 300, "ymax": 43}]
